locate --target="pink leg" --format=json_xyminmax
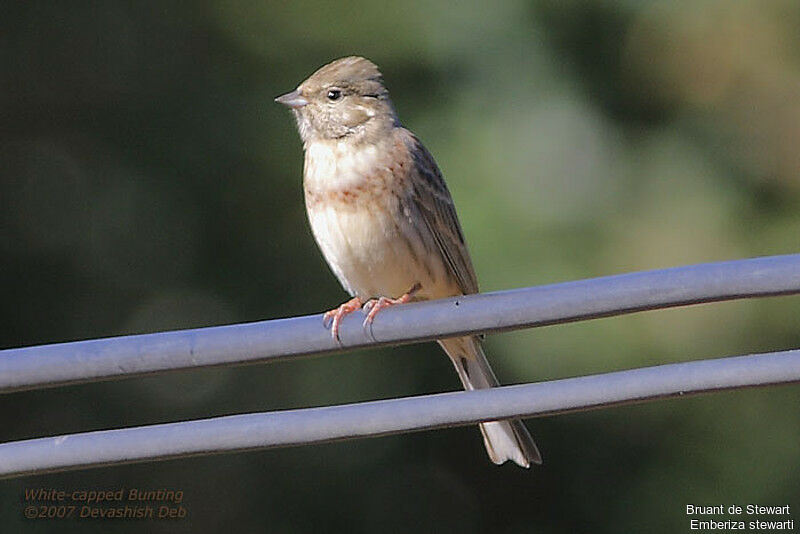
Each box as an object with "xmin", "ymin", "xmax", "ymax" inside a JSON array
[
  {"xmin": 323, "ymin": 297, "xmax": 362, "ymax": 341},
  {"xmin": 362, "ymin": 283, "xmax": 422, "ymax": 328}
]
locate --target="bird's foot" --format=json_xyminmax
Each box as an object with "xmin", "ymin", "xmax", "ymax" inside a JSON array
[
  {"xmin": 362, "ymin": 283, "xmax": 422, "ymax": 331},
  {"xmin": 323, "ymin": 297, "xmax": 363, "ymax": 342}
]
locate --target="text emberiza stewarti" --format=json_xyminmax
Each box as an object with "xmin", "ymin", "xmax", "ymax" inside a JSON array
[{"xmin": 276, "ymin": 56, "xmax": 541, "ymax": 467}]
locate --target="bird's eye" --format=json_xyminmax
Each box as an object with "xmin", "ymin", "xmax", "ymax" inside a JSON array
[{"xmin": 326, "ymin": 89, "xmax": 342, "ymax": 101}]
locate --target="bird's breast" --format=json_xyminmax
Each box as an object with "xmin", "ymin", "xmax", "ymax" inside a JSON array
[{"xmin": 302, "ymin": 138, "xmax": 435, "ymax": 299}]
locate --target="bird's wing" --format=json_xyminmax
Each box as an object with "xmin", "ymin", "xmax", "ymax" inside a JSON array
[{"xmin": 401, "ymin": 129, "xmax": 479, "ymax": 295}]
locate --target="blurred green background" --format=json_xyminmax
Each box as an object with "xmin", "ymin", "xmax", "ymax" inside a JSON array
[{"xmin": 2, "ymin": 0, "xmax": 799, "ymax": 532}]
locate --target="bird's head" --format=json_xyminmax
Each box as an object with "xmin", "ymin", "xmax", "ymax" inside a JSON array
[{"xmin": 275, "ymin": 56, "xmax": 398, "ymax": 145}]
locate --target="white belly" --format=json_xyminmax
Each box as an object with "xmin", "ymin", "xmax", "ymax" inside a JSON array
[{"xmin": 307, "ymin": 198, "xmax": 423, "ymax": 299}]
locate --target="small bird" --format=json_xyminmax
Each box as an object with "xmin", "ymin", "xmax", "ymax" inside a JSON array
[{"xmin": 275, "ymin": 56, "xmax": 541, "ymax": 468}]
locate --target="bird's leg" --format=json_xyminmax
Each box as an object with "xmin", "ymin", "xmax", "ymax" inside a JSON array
[
  {"xmin": 362, "ymin": 283, "xmax": 422, "ymax": 328},
  {"xmin": 323, "ymin": 296, "xmax": 363, "ymax": 341}
]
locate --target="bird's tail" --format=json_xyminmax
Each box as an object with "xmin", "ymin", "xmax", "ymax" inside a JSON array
[{"xmin": 438, "ymin": 336, "xmax": 542, "ymax": 468}]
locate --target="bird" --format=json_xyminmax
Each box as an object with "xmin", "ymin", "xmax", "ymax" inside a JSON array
[{"xmin": 275, "ymin": 56, "xmax": 541, "ymax": 468}]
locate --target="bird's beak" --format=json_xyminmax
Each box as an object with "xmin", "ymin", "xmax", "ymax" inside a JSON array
[{"xmin": 275, "ymin": 89, "xmax": 309, "ymax": 109}]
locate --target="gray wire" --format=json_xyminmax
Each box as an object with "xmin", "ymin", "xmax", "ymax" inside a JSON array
[
  {"xmin": 1, "ymin": 254, "xmax": 799, "ymax": 393},
  {"xmin": 1, "ymin": 349, "xmax": 798, "ymax": 478}
]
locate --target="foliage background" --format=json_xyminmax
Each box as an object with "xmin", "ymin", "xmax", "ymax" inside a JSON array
[{"xmin": 2, "ymin": 1, "xmax": 799, "ymax": 532}]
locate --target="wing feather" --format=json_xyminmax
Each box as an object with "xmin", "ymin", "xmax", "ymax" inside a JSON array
[{"xmin": 400, "ymin": 129, "xmax": 479, "ymax": 295}]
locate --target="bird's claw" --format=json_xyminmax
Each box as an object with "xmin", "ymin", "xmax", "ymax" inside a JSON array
[
  {"xmin": 361, "ymin": 283, "xmax": 421, "ymax": 337},
  {"xmin": 362, "ymin": 295, "xmax": 407, "ymax": 326},
  {"xmin": 324, "ymin": 284, "xmax": 421, "ymax": 342},
  {"xmin": 322, "ymin": 297, "xmax": 362, "ymax": 342}
]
